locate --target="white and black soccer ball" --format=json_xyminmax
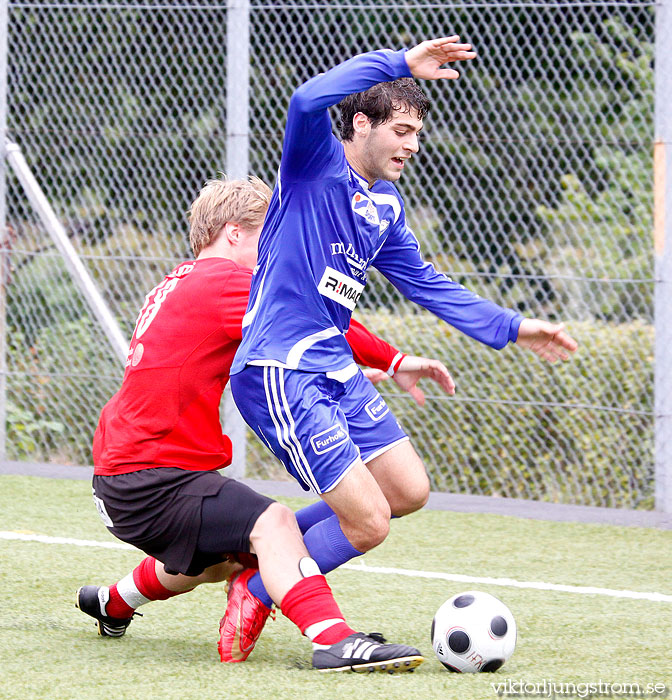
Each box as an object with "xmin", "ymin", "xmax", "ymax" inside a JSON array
[{"xmin": 431, "ymin": 591, "xmax": 517, "ymax": 673}]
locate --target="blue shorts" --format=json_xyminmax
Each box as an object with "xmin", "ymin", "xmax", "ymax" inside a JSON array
[{"xmin": 230, "ymin": 365, "xmax": 409, "ymax": 494}]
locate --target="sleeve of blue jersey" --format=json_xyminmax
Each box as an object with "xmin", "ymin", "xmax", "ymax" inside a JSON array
[
  {"xmin": 373, "ymin": 219, "xmax": 523, "ymax": 349},
  {"xmin": 281, "ymin": 49, "xmax": 412, "ymax": 180}
]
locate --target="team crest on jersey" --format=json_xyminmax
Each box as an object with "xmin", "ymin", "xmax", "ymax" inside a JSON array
[
  {"xmin": 379, "ymin": 219, "xmax": 390, "ymax": 235},
  {"xmin": 351, "ymin": 193, "xmax": 380, "ymax": 226}
]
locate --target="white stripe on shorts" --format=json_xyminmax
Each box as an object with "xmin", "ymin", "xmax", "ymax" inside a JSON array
[
  {"xmin": 276, "ymin": 368, "xmax": 320, "ymax": 493},
  {"xmin": 264, "ymin": 366, "xmax": 307, "ymax": 485},
  {"xmin": 276, "ymin": 367, "xmax": 322, "ymax": 492},
  {"xmin": 263, "ymin": 367, "xmax": 320, "ymax": 493},
  {"xmin": 362, "ymin": 436, "xmax": 410, "ymax": 464},
  {"xmin": 263, "ymin": 367, "xmax": 302, "ymax": 480}
]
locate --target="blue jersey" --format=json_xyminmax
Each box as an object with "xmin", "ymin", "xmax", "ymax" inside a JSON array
[{"xmin": 231, "ymin": 48, "xmax": 522, "ymax": 376}]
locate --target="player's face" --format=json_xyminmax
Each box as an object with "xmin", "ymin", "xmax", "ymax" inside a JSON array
[
  {"xmin": 359, "ymin": 108, "xmax": 423, "ymax": 183},
  {"xmin": 237, "ymin": 224, "xmax": 263, "ymax": 269}
]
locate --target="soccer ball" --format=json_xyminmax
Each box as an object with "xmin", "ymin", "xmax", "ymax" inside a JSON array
[{"xmin": 431, "ymin": 591, "xmax": 517, "ymax": 673}]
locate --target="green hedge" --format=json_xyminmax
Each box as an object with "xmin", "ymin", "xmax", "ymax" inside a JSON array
[
  {"xmin": 6, "ymin": 303, "xmax": 654, "ymax": 508},
  {"xmin": 246, "ymin": 314, "xmax": 654, "ymax": 509},
  {"xmin": 6, "ymin": 319, "xmax": 121, "ymax": 465}
]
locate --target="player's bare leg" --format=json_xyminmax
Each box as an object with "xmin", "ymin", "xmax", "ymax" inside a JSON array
[
  {"xmin": 366, "ymin": 440, "xmax": 430, "ymax": 516},
  {"xmin": 157, "ymin": 559, "xmax": 241, "ymax": 590},
  {"xmin": 247, "ymin": 502, "xmax": 312, "ymax": 602},
  {"xmin": 219, "ymin": 501, "xmax": 423, "ymax": 671},
  {"xmin": 220, "ymin": 501, "xmax": 353, "ymax": 664},
  {"xmin": 318, "ymin": 459, "xmax": 391, "ymax": 552},
  {"xmin": 219, "ymin": 502, "xmax": 307, "ymax": 662}
]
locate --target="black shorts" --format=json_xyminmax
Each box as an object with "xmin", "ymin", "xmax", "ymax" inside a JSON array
[{"xmin": 92, "ymin": 468, "xmax": 275, "ymax": 576}]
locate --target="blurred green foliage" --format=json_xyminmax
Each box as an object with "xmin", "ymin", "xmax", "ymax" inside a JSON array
[
  {"xmin": 3, "ymin": 6, "xmax": 656, "ymax": 508},
  {"xmin": 247, "ymin": 311, "xmax": 654, "ymax": 509}
]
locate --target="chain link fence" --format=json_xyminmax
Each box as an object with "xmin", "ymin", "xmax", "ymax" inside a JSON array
[{"xmin": 3, "ymin": 0, "xmax": 658, "ymax": 508}]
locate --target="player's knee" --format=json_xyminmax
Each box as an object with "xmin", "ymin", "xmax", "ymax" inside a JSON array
[
  {"xmin": 390, "ymin": 469, "xmax": 430, "ymax": 516},
  {"xmin": 350, "ymin": 510, "xmax": 390, "ymax": 551},
  {"xmin": 369, "ymin": 515, "xmax": 391, "ymax": 547},
  {"xmin": 402, "ymin": 476, "xmax": 430, "ymax": 513},
  {"xmin": 251, "ymin": 502, "xmax": 299, "ymax": 541}
]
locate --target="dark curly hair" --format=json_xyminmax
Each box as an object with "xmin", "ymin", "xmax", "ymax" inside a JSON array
[{"xmin": 337, "ymin": 77, "xmax": 431, "ymax": 141}]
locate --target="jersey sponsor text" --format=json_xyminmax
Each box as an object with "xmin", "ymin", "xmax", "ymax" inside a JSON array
[{"xmin": 317, "ymin": 266, "xmax": 364, "ymax": 311}]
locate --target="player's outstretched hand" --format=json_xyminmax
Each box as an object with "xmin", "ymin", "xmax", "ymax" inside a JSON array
[
  {"xmin": 361, "ymin": 368, "xmax": 388, "ymax": 385},
  {"xmin": 515, "ymin": 319, "xmax": 578, "ymax": 363},
  {"xmin": 393, "ymin": 355, "xmax": 456, "ymax": 406},
  {"xmin": 362, "ymin": 357, "xmax": 456, "ymax": 405},
  {"xmin": 405, "ymin": 36, "xmax": 477, "ymax": 80}
]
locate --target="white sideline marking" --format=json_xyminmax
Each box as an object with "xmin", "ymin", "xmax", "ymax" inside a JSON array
[
  {"xmin": 2, "ymin": 530, "xmax": 671, "ymax": 604},
  {"xmin": 0, "ymin": 531, "xmax": 136, "ymax": 550},
  {"xmin": 342, "ymin": 562, "xmax": 672, "ymax": 603}
]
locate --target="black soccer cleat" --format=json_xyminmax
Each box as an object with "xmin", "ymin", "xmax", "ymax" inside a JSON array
[
  {"xmin": 312, "ymin": 632, "xmax": 424, "ymax": 673},
  {"xmin": 75, "ymin": 585, "xmax": 138, "ymax": 638}
]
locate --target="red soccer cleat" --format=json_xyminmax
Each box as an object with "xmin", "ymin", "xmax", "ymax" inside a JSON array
[{"xmin": 218, "ymin": 569, "xmax": 274, "ymax": 662}]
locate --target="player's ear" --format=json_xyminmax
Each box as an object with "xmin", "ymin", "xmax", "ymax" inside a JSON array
[
  {"xmin": 352, "ymin": 112, "xmax": 372, "ymax": 137},
  {"xmin": 223, "ymin": 222, "xmax": 241, "ymax": 245}
]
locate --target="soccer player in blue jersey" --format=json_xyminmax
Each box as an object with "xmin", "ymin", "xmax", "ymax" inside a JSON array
[{"xmin": 224, "ymin": 37, "xmax": 578, "ymax": 656}]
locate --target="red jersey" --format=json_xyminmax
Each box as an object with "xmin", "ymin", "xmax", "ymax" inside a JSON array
[{"xmin": 93, "ymin": 257, "xmax": 400, "ymax": 476}]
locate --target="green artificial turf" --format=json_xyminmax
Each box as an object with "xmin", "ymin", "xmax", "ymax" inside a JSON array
[{"xmin": 1, "ymin": 475, "xmax": 670, "ymax": 700}]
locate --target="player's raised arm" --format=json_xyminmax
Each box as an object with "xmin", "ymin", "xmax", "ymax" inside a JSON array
[
  {"xmin": 373, "ymin": 215, "xmax": 521, "ymax": 350},
  {"xmin": 373, "ymin": 220, "xmax": 578, "ymax": 362},
  {"xmin": 282, "ymin": 37, "xmax": 475, "ymax": 179},
  {"xmin": 283, "ymin": 49, "xmax": 411, "ymax": 179},
  {"xmin": 404, "ymin": 36, "xmax": 476, "ymax": 80}
]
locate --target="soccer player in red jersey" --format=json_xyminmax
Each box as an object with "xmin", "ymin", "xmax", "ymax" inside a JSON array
[{"xmin": 77, "ymin": 176, "xmax": 454, "ymax": 672}]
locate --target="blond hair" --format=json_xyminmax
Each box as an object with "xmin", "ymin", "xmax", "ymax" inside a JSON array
[{"xmin": 188, "ymin": 175, "xmax": 272, "ymax": 256}]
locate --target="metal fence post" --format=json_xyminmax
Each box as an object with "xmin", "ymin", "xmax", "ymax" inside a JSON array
[
  {"xmin": 223, "ymin": 0, "xmax": 250, "ymax": 479},
  {"xmin": 226, "ymin": 0, "xmax": 250, "ymax": 179},
  {"xmin": 0, "ymin": 0, "xmax": 8, "ymax": 462},
  {"xmin": 6, "ymin": 141, "xmax": 129, "ymax": 364},
  {"xmin": 655, "ymin": 0, "xmax": 672, "ymax": 513}
]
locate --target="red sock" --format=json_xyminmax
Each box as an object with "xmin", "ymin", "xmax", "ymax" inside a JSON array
[
  {"xmin": 133, "ymin": 556, "xmax": 179, "ymax": 600},
  {"xmin": 105, "ymin": 585, "xmax": 136, "ymax": 618},
  {"xmin": 280, "ymin": 575, "xmax": 354, "ymax": 645},
  {"xmin": 105, "ymin": 557, "xmax": 188, "ymax": 619}
]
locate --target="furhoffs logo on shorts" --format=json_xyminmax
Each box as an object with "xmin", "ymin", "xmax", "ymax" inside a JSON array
[
  {"xmin": 310, "ymin": 423, "xmax": 349, "ymax": 455},
  {"xmin": 365, "ymin": 396, "xmax": 389, "ymax": 422}
]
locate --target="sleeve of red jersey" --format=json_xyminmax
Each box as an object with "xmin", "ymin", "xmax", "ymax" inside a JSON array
[
  {"xmin": 345, "ymin": 318, "xmax": 405, "ymax": 376},
  {"xmin": 221, "ymin": 268, "xmax": 253, "ymax": 340}
]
